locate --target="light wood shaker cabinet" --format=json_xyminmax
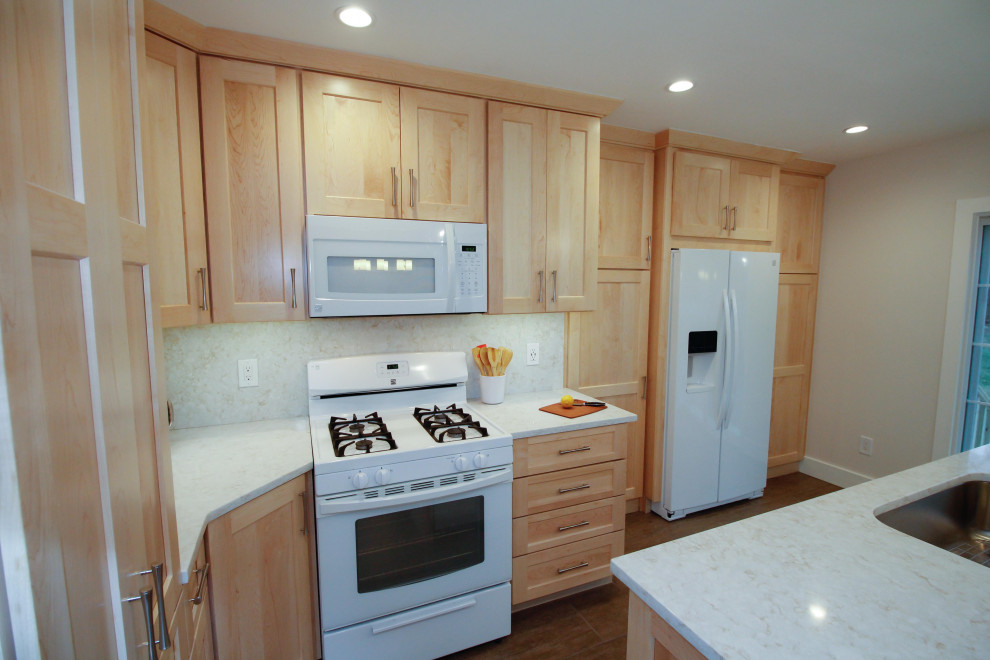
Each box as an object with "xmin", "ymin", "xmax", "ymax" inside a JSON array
[
  {"xmin": 670, "ymin": 150, "xmax": 779, "ymax": 242},
  {"xmin": 302, "ymin": 72, "xmax": 401, "ymax": 218},
  {"xmin": 200, "ymin": 57, "xmax": 306, "ymax": 323},
  {"xmin": 207, "ymin": 474, "xmax": 317, "ymax": 660},
  {"xmin": 400, "ymin": 88, "xmax": 487, "ymax": 223},
  {"xmin": 566, "ymin": 270, "xmax": 650, "ymax": 501},
  {"xmin": 599, "ymin": 143, "xmax": 654, "ymax": 269},
  {"xmin": 777, "ymin": 172, "xmax": 825, "ymax": 274},
  {"xmin": 511, "ymin": 426, "xmax": 626, "ymax": 606},
  {"xmin": 488, "ymin": 101, "xmax": 600, "ymax": 313},
  {"xmin": 143, "ymin": 32, "xmax": 211, "ymax": 327},
  {"xmin": 769, "ymin": 274, "xmax": 819, "ymax": 469}
]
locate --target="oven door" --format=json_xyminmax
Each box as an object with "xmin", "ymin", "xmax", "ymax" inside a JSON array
[
  {"xmin": 316, "ymin": 468, "xmax": 512, "ymax": 631},
  {"xmin": 306, "ymin": 215, "xmax": 454, "ymax": 317}
]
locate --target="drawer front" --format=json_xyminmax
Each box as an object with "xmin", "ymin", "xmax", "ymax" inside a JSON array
[
  {"xmin": 514, "ymin": 426, "xmax": 626, "ymax": 477},
  {"xmin": 512, "ymin": 495, "xmax": 625, "ymax": 556},
  {"xmin": 512, "ymin": 460, "xmax": 626, "ymax": 517},
  {"xmin": 511, "ymin": 531, "xmax": 624, "ymax": 605}
]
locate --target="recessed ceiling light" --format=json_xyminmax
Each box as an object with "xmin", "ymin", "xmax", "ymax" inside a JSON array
[
  {"xmin": 667, "ymin": 80, "xmax": 694, "ymax": 93},
  {"xmin": 337, "ymin": 6, "xmax": 373, "ymax": 28},
  {"xmin": 844, "ymin": 125, "xmax": 869, "ymax": 134}
]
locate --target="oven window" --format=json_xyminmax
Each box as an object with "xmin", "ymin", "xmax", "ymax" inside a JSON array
[
  {"xmin": 355, "ymin": 496, "xmax": 484, "ymax": 593},
  {"xmin": 327, "ymin": 256, "xmax": 436, "ymax": 294}
]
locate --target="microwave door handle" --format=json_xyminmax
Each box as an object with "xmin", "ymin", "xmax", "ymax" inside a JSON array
[
  {"xmin": 317, "ymin": 467, "xmax": 512, "ymax": 515},
  {"xmin": 446, "ymin": 224, "xmax": 457, "ymax": 312}
]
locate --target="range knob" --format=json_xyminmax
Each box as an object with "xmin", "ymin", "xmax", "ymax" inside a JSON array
[
  {"xmin": 454, "ymin": 455, "xmax": 471, "ymax": 471},
  {"xmin": 352, "ymin": 471, "xmax": 369, "ymax": 489},
  {"xmin": 473, "ymin": 453, "xmax": 489, "ymax": 469},
  {"xmin": 375, "ymin": 467, "xmax": 391, "ymax": 485}
]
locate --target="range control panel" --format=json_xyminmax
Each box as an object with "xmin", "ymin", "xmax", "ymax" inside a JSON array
[{"xmin": 376, "ymin": 361, "xmax": 409, "ymax": 378}]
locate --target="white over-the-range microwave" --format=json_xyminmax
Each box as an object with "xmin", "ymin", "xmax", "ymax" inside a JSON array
[{"xmin": 305, "ymin": 215, "xmax": 487, "ymax": 318}]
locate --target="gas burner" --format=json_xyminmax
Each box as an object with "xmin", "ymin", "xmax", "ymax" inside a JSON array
[
  {"xmin": 414, "ymin": 404, "xmax": 489, "ymax": 443},
  {"xmin": 329, "ymin": 412, "xmax": 396, "ymax": 457}
]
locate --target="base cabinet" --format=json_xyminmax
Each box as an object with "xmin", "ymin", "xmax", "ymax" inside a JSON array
[
  {"xmin": 207, "ymin": 474, "xmax": 318, "ymax": 660},
  {"xmin": 511, "ymin": 426, "xmax": 627, "ymax": 606}
]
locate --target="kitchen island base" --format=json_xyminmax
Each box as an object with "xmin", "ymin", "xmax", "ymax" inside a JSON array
[{"xmin": 626, "ymin": 591, "xmax": 705, "ymax": 660}]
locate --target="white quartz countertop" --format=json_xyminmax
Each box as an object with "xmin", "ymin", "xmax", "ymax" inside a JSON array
[
  {"xmin": 611, "ymin": 444, "xmax": 990, "ymax": 659},
  {"xmin": 469, "ymin": 388, "xmax": 637, "ymax": 439},
  {"xmin": 169, "ymin": 417, "xmax": 313, "ymax": 583}
]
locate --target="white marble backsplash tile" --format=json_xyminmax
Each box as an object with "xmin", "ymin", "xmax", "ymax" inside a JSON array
[{"xmin": 163, "ymin": 313, "xmax": 565, "ymax": 429}]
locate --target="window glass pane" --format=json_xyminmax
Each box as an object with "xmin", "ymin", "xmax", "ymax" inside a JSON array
[
  {"xmin": 961, "ymin": 402, "xmax": 990, "ymax": 452},
  {"xmin": 355, "ymin": 496, "xmax": 484, "ymax": 593},
  {"xmin": 979, "ymin": 225, "xmax": 990, "ymax": 284},
  {"xmin": 327, "ymin": 256, "xmax": 436, "ymax": 294},
  {"xmin": 972, "ymin": 287, "xmax": 990, "ymax": 345}
]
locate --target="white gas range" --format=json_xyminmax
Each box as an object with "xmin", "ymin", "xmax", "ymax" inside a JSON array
[{"xmin": 308, "ymin": 352, "xmax": 512, "ymax": 659}]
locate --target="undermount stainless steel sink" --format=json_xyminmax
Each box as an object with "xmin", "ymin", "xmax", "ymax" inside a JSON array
[{"xmin": 876, "ymin": 479, "xmax": 990, "ymax": 567}]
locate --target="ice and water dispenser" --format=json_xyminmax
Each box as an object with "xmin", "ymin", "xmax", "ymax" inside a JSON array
[{"xmin": 686, "ymin": 330, "xmax": 718, "ymax": 393}]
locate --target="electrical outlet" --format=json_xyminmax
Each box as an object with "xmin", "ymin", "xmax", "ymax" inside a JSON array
[
  {"xmin": 859, "ymin": 435, "xmax": 874, "ymax": 456},
  {"xmin": 238, "ymin": 358, "xmax": 259, "ymax": 388},
  {"xmin": 526, "ymin": 343, "xmax": 539, "ymax": 366}
]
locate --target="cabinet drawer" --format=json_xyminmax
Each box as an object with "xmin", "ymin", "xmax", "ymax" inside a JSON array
[
  {"xmin": 512, "ymin": 460, "xmax": 626, "ymax": 518},
  {"xmin": 512, "ymin": 495, "xmax": 625, "ymax": 556},
  {"xmin": 511, "ymin": 531, "xmax": 624, "ymax": 605},
  {"xmin": 513, "ymin": 426, "xmax": 626, "ymax": 477}
]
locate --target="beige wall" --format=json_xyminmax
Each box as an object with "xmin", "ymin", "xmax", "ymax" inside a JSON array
[{"xmin": 806, "ymin": 130, "xmax": 990, "ymax": 480}]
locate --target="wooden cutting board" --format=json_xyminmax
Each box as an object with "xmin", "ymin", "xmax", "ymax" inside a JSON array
[{"xmin": 539, "ymin": 400, "xmax": 607, "ymax": 419}]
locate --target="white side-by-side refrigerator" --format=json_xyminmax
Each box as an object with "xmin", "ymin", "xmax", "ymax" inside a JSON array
[{"xmin": 652, "ymin": 249, "xmax": 779, "ymax": 521}]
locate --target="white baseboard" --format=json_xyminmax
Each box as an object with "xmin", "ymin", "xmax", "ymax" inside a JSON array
[{"xmin": 798, "ymin": 456, "xmax": 872, "ymax": 488}]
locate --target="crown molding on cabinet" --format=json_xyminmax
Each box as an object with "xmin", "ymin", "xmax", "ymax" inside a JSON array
[
  {"xmin": 781, "ymin": 158, "xmax": 836, "ymax": 176},
  {"xmin": 655, "ymin": 129, "xmax": 801, "ymax": 165},
  {"xmin": 601, "ymin": 124, "xmax": 656, "ymax": 149},
  {"xmin": 143, "ymin": 0, "xmax": 623, "ymax": 118}
]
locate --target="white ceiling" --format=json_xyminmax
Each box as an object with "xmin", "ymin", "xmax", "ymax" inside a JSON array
[{"xmin": 160, "ymin": 0, "xmax": 990, "ymax": 163}]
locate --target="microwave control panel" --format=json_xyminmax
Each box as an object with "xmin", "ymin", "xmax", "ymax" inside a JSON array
[{"xmin": 456, "ymin": 244, "xmax": 485, "ymax": 298}]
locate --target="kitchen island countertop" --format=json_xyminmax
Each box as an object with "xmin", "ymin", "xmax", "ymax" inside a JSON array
[{"xmin": 612, "ymin": 444, "xmax": 990, "ymax": 659}]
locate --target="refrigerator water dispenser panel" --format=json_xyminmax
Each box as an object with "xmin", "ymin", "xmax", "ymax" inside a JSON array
[
  {"xmin": 688, "ymin": 331, "xmax": 717, "ymax": 354},
  {"xmin": 686, "ymin": 331, "xmax": 719, "ymax": 392}
]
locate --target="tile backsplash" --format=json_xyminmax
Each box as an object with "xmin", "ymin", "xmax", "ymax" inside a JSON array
[{"xmin": 163, "ymin": 313, "xmax": 565, "ymax": 429}]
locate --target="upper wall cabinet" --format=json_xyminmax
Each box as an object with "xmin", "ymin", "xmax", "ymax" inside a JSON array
[
  {"xmin": 777, "ymin": 172, "xmax": 825, "ymax": 273},
  {"xmin": 400, "ymin": 88, "xmax": 487, "ymax": 223},
  {"xmin": 670, "ymin": 150, "xmax": 779, "ymax": 242},
  {"xmin": 301, "ymin": 74, "xmax": 486, "ymax": 223},
  {"xmin": 599, "ymin": 143, "xmax": 653, "ymax": 269},
  {"xmin": 488, "ymin": 102, "xmax": 599, "ymax": 313},
  {"xmin": 143, "ymin": 32, "xmax": 211, "ymax": 327},
  {"xmin": 302, "ymin": 73, "xmax": 401, "ymax": 218},
  {"xmin": 200, "ymin": 57, "xmax": 307, "ymax": 323}
]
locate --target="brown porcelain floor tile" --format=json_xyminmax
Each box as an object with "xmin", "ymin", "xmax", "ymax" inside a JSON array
[{"xmin": 441, "ymin": 473, "xmax": 840, "ymax": 660}]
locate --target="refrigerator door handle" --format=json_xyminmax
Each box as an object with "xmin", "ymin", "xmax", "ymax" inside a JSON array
[
  {"xmin": 725, "ymin": 290, "xmax": 741, "ymax": 424},
  {"xmin": 717, "ymin": 289, "xmax": 733, "ymax": 427}
]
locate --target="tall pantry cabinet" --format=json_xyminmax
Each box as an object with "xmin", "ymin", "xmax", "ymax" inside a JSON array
[{"xmin": 2, "ymin": 0, "xmax": 182, "ymax": 657}]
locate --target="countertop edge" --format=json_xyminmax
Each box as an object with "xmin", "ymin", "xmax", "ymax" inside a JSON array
[{"xmin": 507, "ymin": 411, "xmax": 638, "ymax": 439}]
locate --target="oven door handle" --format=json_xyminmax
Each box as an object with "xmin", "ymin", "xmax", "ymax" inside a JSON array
[
  {"xmin": 371, "ymin": 594, "xmax": 477, "ymax": 635},
  {"xmin": 317, "ymin": 467, "xmax": 512, "ymax": 516}
]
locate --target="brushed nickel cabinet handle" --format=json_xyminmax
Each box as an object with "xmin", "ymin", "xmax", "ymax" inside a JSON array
[
  {"xmin": 647, "ymin": 235, "xmax": 652, "ymax": 261},
  {"xmin": 558, "ymin": 483, "xmax": 590, "ymax": 494},
  {"xmin": 732, "ymin": 206, "xmax": 738, "ymax": 230},
  {"xmin": 557, "ymin": 561, "xmax": 589, "ymax": 574},
  {"xmin": 538, "ymin": 270, "xmax": 544, "ymax": 303},
  {"xmin": 723, "ymin": 205, "xmax": 729, "ymax": 230},
  {"xmin": 299, "ymin": 491, "xmax": 308, "ymax": 536},
  {"xmin": 391, "ymin": 166, "xmax": 397, "ymax": 207},
  {"xmin": 189, "ymin": 563, "xmax": 210, "ymax": 605},
  {"xmin": 130, "ymin": 562, "xmax": 170, "ymax": 651},
  {"xmin": 558, "ymin": 521, "xmax": 590, "ymax": 532},
  {"xmin": 551, "ymin": 270, "xmax": 558, "ymax": 303},
  {"xmin": 199, "ymin": 267, "xmax": 208, "ymax": 311},
  {"xmin": 641, "ymin": 376, "xmax": 647, "ymax": 400},
  {"xmin": 290, "ymin": 268, "xmax": 297, "ymax": 308},
  {"xmin": 123, "ymin": 589, "xmax": 158, "ymax": 660},
  {"xmin": 409, "ymin": 169, "xmax": 415, "ymax": 207},
  {"xmin": 558, "ymin": 446, "xmax": 591, "ymax": 455}
]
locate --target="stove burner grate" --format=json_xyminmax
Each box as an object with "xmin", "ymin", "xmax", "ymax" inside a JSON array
[
  {"xmin": 329, "ymin": 412, "xmax": 396, "ymax": 457},
  {"xmin": 413, "ymin": 404, "xmax": 489, "ymax": 443}
]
